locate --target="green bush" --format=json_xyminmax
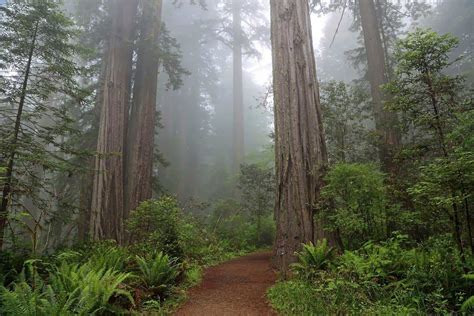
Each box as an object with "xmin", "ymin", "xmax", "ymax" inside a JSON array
[
  {"xmin": 126, "ymin": 197, "xmax": 183, "ymax": 258},
  {"xmin": 268, "ymin": 234, "xmax": 473, "ymax": 314},
  {"xmin": 320, "ymin": 163, "xmax": 389, "ymax": 249},
  {"xmin": 183, "ymin": 264, "xmax": 202, "ymax": 287},
  {"xmin": 177, "ymin": 215, "xmax": 217, "ymax": 262},
  {"xmin": 209, "ymin": 199, "xmax": 275, "ymax": 251},
  {"xmin": 255, "ymin": 214, "xmax": 275, "ymax": 247},
  {"xmin": 267, "ymin": 280, "xmax": 327, "ymax": 315}
]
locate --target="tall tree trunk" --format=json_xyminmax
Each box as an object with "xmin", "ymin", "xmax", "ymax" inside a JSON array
[
  {"xmin": 125, "ymin": 0, "xmax": 163, "ymax": 216},
  {"xmin": 78, "ymin": 52, "xmax": 107, "ymax": 242},
  {"xmin": 375, "ymin": 0, "xmax": 393, "ymax": 81},
  {"xmin": 270, "ymin": 0, "xmax": 332, "ymax": 275},
  {"xmin": 177, "ymin": 92, "xmax": 190, "ymax": 199},
  {"xmin": 359, "ymin": 0, "xmax": 399, "ymax": 172},
  {"xmin": 0, "ymin": 21, "xmax": 39, "ymax": 249},
  {"xmin": 90, "ymin": 0, "xmax": 137, "ymax": 243},
  {"xmin": 232, "ymin": 0, "xmax": 244, "ymax": 173},
  {"xmin": 176, "ymin": 27, "xmax": 201, "ymax": 200}
]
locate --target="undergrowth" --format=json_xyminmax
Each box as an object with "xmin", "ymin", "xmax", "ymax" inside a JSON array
[
  {"xmin": 267, "ymin": 234, "xmax": 474, "ymax": 315},
  {"xmin": 0, "ymin": 196, "xmax": 272, "ymax": 315}
]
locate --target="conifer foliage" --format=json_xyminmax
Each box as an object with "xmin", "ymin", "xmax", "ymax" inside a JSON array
[{"xmin": 0, "ymin": 1, "xmax": 86, "ymax": 248}]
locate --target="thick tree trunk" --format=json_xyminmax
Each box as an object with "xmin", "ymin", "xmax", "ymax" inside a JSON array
[
  {"xmin": 125, "ymin": 0, "xmax": 163, "ymax": 216},
  {"xmin": 0, "ymin": 21, "xmax": 39, "ymax": 249},
  {"xmin": 90, "ymin": 0, "xmax": 137, "ymax": 243},
  {"xmin": 359, "ymin": 0, "xmax": 399, "ymax": 172},
  {"xmin": 270, "ymin": 0, "xmax": 332, "ymax": 275},
  {"xmin": 232, "ymin": 0, "xmax": 244, "ymax": 173}
]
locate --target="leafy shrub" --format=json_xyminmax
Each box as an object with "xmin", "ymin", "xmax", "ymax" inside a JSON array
[
  {"xmin": 320, "ymin": 163, "xmax": 389, "ymax": 249},
  {"xmin": 183, "ymin": 264, "xmax": 202, "ymax": 287},
  {"xmin": 209, "ymin": 199, "xmax": 274, "ymax": 251},
  {"xmin": 177, "ymin": 215, "xmax": 216, "ymax": 262},
  {"xmin": 126, "ymin": 197, "xmax": 183, "ymax": 258},
  {"xmin": 291, "ymin": 239, "xmax": 335, "ymax": 280},
  {"xmin": 135, "ymin": 252, "xmax": 179, "ymax": 296},
  {"xmin": 268, "ymin": 234, "xmax": 473, "ymax": 314},
  {"xmin": 238, "ymin": 163, "xmax": 274, "ymax": 245},
  {"xmin": 255, "ymin": 214, "xmax": 275, "ymax": 247},
  {"xmin": 267, "ymin": 280, "xmax": 327, "ymax": 315},
  {"xmin": 337, "ymin": 234, "xmax": 414, "ymax": 285}
]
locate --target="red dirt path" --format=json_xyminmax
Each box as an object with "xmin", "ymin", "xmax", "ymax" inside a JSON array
[{"xmin": 175, "ymin": 251, "xmax": 277, "ymax": 316}]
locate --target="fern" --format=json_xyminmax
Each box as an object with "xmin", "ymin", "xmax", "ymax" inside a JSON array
[
  {"xmin": 49, "ymin": 261, "xmax": 134, "ymax": 314},
  {"xmin": 0, "ymin": 282, "xmax": 43, "ymax": 316},
  {"xmin": 88, "ymin": 245, "xmax": 129, "ymax": 271},
  {"xmin": 291, "ymin": 239, "xmax": 335, "ymax": 279},
  {"xmin": 461, "ymin": 273, "xmax": 474, "ymax": 312},
  {"xmin": 135, "ymin": 252, "xmax": 179, "ymax": 294}
]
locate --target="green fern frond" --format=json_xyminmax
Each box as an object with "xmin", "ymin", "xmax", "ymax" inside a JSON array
[
  {"xmin": 461, "ymin": 296, "xmax": 474, "ymax": 312},
  {"xmin": 291, "ymin": 239, "xmax": 335, "ymax": 279},
  {"xmin": 135, "ymin": 252, "xmax": 179, "ymax": 291},
  {"xmin": 461, "ymin": 273, "xmax": 474, "ymax": 312}
]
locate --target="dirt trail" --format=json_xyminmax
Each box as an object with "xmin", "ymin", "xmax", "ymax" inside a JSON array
[{"xmin": 175, "ymin": 251, "xmax": 277, "ymax": 316}]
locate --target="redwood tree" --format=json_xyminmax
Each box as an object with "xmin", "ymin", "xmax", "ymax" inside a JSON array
[
  {"xmin": 90, "ymin": 0, "xmax": 138, "ymax": 242},
  {"xmin": 232, "ymin": 0, "xmax": 244, "ymax": 173},
  {"xmin": 359, "ymin": 0, "xmax": 400, "ymax": 172},
  {"xmin": 125, "ymin": 0, "xmax": 164, "ymax": 216},
  {"xmin": 270, "ymin": 0, "xmax": 332, "ymax": 274}
]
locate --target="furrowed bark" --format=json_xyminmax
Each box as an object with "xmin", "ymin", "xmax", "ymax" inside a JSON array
[
  {"xmin": 125, "ymin": 0, "xmax": 163, "ymax": 217},
  {"xmin": 90, "ymin": 0, "xmax": 137, "ymax": 243},
  {"xmin": 359, "ymin": 0, "xmax": 400, "ymax": 173},
  {"xmin": 270, "ymin": 0, "xmax": 333, "ymax": 275}
]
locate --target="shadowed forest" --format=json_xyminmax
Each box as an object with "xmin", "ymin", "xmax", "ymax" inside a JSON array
[{"xmin": 0, "ymin": 0, "xmax": 473, "ymax": 314}]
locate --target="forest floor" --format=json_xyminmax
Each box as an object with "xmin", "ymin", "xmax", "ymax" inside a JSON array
[{"xmin": 175, "ymin": 251, "xmax": 277, "ymax": 316}]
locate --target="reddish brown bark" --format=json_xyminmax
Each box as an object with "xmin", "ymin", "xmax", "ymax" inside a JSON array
[
  {"xmin": 359, "ymin": 0, "xmax": 400, "ymax": 172},
  {"xmin": 90, "ymin": 0, "xmax": 138, "ymax": 243},
  {"xmin": 125, "ymin": 0, "xmax": 163, "ymax": 215},
  {"xmin": 270, "ymin": 0, "xmax": 333, "ymax": 275}
]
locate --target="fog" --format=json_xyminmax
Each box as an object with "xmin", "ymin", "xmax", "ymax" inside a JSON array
[{"xmin": 0, "ymin": 0, "xmax": 472, "ymax": 254}]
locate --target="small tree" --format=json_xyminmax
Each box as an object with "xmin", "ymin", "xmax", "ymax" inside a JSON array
[
  {"xmin": 0, "ymin": 2, "xmax": 85, "ymax": 249},
  {"xmin": 385, "ymin": 29, "xmax": 466, "ymax": 157},
  {"xmin": 385, "ymin": 29, "xmax": 473, "ymax": 258},
  {"xmin": 319, "ymin": 163, "xmax": 388, "ymax": 250},
  {"xmin": 320, "ymin": 81, "xmax": 374, "ymax": 164},
  {"xmin": 126, "ymin": 197, "xmax": 182, "ymax": 258}
]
